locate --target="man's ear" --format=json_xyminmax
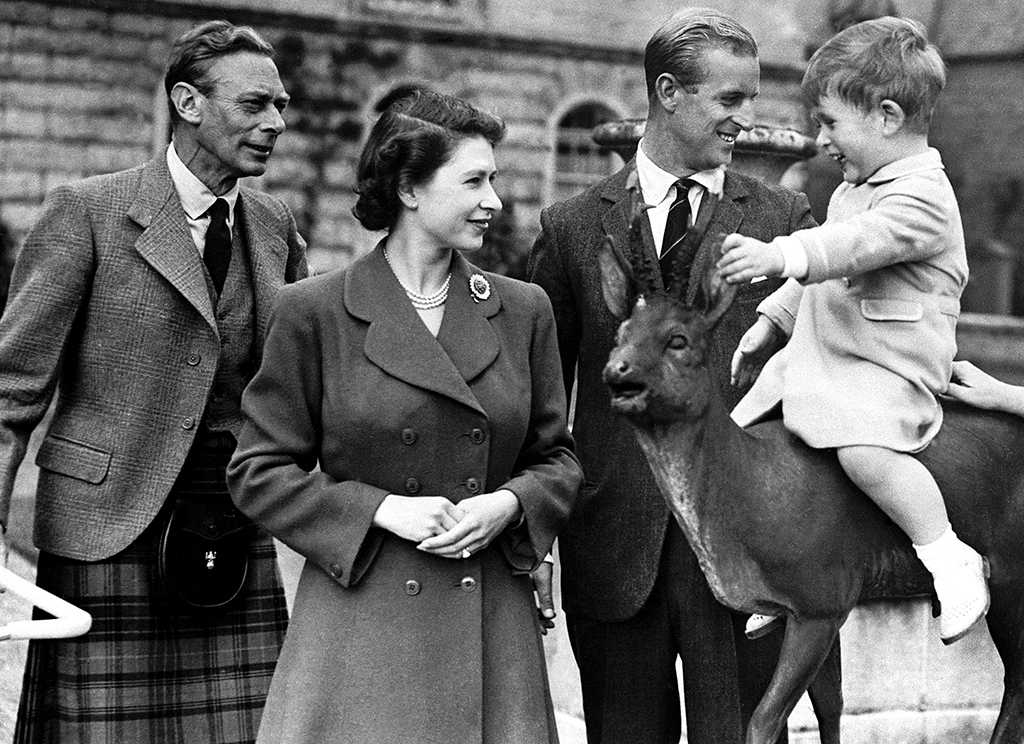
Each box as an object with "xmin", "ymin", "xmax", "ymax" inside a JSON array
[
  {"xmin": 654, "ymin": 73, "xmax": 683, "ymax": 113},
  {"xmin": 879, "ymin": 99, "xmax": 907, "ymax": 134},
  {"xmin": 170, "ymin": 82, "xmax": 204, "ymax": 126}
]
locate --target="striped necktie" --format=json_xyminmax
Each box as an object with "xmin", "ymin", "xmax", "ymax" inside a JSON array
[{"xmin": 659, "ymin": 178, "xmax": 696, "ymax": 290}]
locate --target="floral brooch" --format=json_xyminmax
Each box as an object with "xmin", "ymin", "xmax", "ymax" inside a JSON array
[{"xmin": 469, "ymin": 273, "xmax": 491, "ymax": 303}]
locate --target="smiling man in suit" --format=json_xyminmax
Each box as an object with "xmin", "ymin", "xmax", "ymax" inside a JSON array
[
  {"xmin": 0, "ymin": 20, "xmax": 307, "ymax": 743},
  {"xmin": 528, "ymin": 7, "xmax": 840, "ymax": 744}
]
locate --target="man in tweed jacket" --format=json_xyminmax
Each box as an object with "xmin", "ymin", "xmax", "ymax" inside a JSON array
[
  {"xmin": 0, "ymin": 21, "xmax": 307, "ymax": 743},
  {"xmin": 528, "ymin": 8, "xmax": 840, "ymax": 744}
]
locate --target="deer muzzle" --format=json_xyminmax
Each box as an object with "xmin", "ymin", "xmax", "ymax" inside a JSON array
[{"xmin": 603, "ymin": 352, "xmax": 649, "ymax": 415}]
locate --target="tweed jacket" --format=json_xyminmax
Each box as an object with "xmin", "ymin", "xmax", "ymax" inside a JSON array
[
  {"xmin": 732, "ymin": 149, "xmax": 968, "ymax": 452},
  {"xmin": 0, "ymin": 156, "xmax": 308, "ymax": 561},
  {"xmin": 528, "ymin": 162, "xmax": 816, "ymax": 622}
]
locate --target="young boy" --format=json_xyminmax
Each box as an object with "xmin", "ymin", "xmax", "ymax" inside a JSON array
[{"xmin": 716, "ymin": 16, "xmax": 988, "ymax": 644}]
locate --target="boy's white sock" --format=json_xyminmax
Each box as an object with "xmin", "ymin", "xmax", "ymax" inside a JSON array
[{"xmin": 912, "ymin": 523, "xmax": 966, "ymax": 572}]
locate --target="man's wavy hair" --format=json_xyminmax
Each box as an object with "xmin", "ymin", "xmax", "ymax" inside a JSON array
[
  {"xmin": 802, "ymin": 16, "xmax": 946, "ymax": 133},
  {"xmin": 352, "ymin": 85, "xmax": 506, "ymax": 232},
  {"xmin": 644, "ymin": 7, "xmax": 758, "ymax": 96},
  {"xmin": 164, "ymin": 20, "xmax": 275, "ymax": 125}
]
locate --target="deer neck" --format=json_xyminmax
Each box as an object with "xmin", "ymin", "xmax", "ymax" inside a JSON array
[{"xmin": 631, "ymin": 386, "xmax": 755, "ymax": 595}]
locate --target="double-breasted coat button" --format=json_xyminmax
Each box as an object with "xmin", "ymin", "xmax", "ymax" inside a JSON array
[
  {"xmin": 460, "ymin": 577, "xmax": 477, "ymax": 592},
  {"xmin": 465, "ymin": 477, "xmax": 481, "ymax": 494},
  {"xmin": 401, "ymin": 428, "xmax": 417, "ymax": 445},
  {"xmin": 404, "ymin": 477, "xmax": 421, "ymax": 494},
  {"xmin": 181, "ymin": 416, "xmax": 195, "ymax": 430},
  {"xmin": 329, "ymin": 563, "xmax": 343, "ymax": 579},
  {"xmin": 469, "ymin": 428, "xmax": 485, "ymax": 444},
  {"xmin": 186, "ymin": 352, "xmax": 201, "ymax": 366},
  {"xmin": 405, "ymin": 580, "xmax": 421, "ymax": 596},
  {"xmin": 842, "ymin": 277, "xmax": 852, "ymax": 288}
]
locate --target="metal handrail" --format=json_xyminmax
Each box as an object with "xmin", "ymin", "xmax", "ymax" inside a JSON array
[{"xmin": 0, "ymin": 565, "xmax": 93, "ymax": 641}]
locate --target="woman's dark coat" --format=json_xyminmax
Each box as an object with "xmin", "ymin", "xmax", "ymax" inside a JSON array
[{"xmin": 228, "ymin": 245, "xmax": 581, "ymax": 744}]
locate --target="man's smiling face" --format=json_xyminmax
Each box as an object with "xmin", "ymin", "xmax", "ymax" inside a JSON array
[{"xmin": 668, "ymin": 46, "xmax": 760, "ymax": 173}]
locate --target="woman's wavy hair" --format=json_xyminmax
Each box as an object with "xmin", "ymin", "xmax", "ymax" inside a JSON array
[
  {"xmin": 802, "ymin": 16, "xmax": 946, "ymax": 133},
  {"xmin": 352, "ymin": 86, "xmax": 506, "ymax": 232}
]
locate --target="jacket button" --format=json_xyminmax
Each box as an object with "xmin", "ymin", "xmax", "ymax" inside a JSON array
[
  {"xmin": 405, "ymin": 580, "xmax": 421, "ymax": 596},
  {"xmin": 465, "ymin": 477, "xmax": 480, "ymax": 494},
  {"xmin": 404, "ymin": 477, "xmax": 421, "ymax": 494},
  {"xmin": 329, "ymin": 563, "xmax": 343, "ymax": 579},
  {"xmin": 181, "ymin": 416, "xmax": 195, "ymax": 430},
  {"xmin": 842, "ymin": 277, "xmax": 851, "ymax": 288},
  {"xmin": 460, "ymin": 577, "xmax": 476, "ymax": 592},
  {"xmin": 401, "ymin": 428, "xmax": 417, "ymax": 445},
  {"xmin": 469, "ymin": 428, "xmax": 485, "ymax": 444},
  {"xmin": 187, "ymin": 352, "xmax": 201, "ymax": 366}
]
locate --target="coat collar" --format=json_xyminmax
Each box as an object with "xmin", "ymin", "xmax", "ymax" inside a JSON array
[
  {"xmin": 129, "ymin": 157, "xmax": 217, "ymax": 330},
  {"xmin": 345, "ymin": 241, "xmax": 501, "ymax": 414},
  {"xmin": 865, "ymin": 147, "xmax": 944, "ymax": 185},
  {"xmin": 599, "ymin": 161, "xmax": 748, "ymax": 305},
  {"xmin": 127, "ymin": 156, "xmax": 290, "ymax": 340}
]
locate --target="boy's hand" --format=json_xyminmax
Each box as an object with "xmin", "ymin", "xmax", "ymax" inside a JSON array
[
  {"xmin": 717, "ymin": 233, "xmax": 784, "ymax": 284},
  {"xmin": 731, "ymin": 316, "xmax": 785, "ymax": 388}
]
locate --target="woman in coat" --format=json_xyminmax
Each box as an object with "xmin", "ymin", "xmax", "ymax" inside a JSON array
[{"xmin": 227, "ymin": 85, "xmax": 582, "ymax": 744}]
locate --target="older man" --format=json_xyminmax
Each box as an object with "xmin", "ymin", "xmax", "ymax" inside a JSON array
[
  {"xmin": 0, "ymin": 21, "xmax": 307, "ymax": 743},
  {"xmin": 529, "ymin": 7, "xmax": 840, "ymax": 744}
]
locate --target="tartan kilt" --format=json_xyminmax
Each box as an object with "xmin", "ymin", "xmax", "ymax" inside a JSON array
[{"xmin": 14, "ymin": 432, "xmax": 289, "ymax": 744}]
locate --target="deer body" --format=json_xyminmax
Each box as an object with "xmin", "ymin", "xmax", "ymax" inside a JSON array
[{"xmin": 600, "ymin": 245, "xmax": 1024, "ymax": 744}]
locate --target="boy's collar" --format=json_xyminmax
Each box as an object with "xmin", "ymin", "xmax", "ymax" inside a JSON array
[{"xmin": 866, "ymin": 147, "xmax": 944, "ymax": 184}]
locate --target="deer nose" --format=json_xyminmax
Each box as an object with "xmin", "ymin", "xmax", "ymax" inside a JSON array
[{"xmin": 602, "ymin": 355, "xmax": 631, "ymax": 383}]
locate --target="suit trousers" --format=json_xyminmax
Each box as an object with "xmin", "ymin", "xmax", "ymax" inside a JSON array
[{"xmin": 566, "ymin": 521, "xmax": 787, "ymax": 744}]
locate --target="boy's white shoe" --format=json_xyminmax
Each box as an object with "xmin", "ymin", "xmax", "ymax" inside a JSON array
[
  {"xmin": 744, "ymin": 613, "xmax": 783, "ymax": 640},
  {"xmin": 933, "ymin": 549, "xmax": 991, "ymax": 645}
]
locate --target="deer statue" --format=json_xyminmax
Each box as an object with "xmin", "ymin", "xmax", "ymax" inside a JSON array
[{"xmin": 599, "ymin": 230, "xmax": 1024, "ymax": 743}]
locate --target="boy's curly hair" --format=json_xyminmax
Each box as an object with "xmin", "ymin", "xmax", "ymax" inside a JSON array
[{"xmin": 802, "ymin": 16, "xmax": 946, "ymax": 133}]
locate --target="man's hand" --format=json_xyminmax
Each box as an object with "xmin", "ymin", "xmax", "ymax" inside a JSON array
[
  {"xmin": 731, "ymin": 316, "xmax": 785, "ymax": 389},
  {"xmin": 532, "ymin": 560, "xmax": 556, "ymax": 635},
  {"xmin": 717, "ymin": 233, "xmax": 784, "ymax": 285}
]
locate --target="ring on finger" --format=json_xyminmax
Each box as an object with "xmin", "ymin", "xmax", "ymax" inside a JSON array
[{"xmin": 461, "ymin": 548, "xmax": 471, "ymax": 559}]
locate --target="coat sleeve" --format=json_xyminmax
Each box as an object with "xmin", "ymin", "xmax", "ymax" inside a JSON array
[
  {"xmin": 786, "ymin": 177, "xmax": 958, "ymax": 283},
  {"xmin": 498, "ymin": 285, "xmax": 582, "ymax": 572},
  {"xmin": 0, "ymin": 185, "xmax": 94, "ymax": 528},
  {"xmin": 527, "ymin": 207, "xmax": 581, "ymax": 403},
  {"xmin": 227, "ymin": 286, "xmax": 387, "ymax": 588}
]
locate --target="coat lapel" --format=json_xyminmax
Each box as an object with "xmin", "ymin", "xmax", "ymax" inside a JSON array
[
  {"xmin": 435, "ymin": 253, "xmax": 500, "ymax": 383},
  {"xmin": 238, "ymin": 190, "xmax": 290, "ymax": 358},
  {"xmin": 347, "ymin": 245, "xmax": 493, "ymax": 415},
  {"xmin": 129, "ymin": 157, "xmax": 217, "ymax": 331}
]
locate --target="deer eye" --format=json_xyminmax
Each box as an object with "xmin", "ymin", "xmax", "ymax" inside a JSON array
[{"xmin": 667, "ymin": 335, "xmax": 688, "ymax": 350}]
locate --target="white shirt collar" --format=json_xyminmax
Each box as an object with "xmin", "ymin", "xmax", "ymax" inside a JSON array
[
  {"xmin": 636, "ymin": 139, "xmax": 722, "ymax": 204},
  {"xmin": 166, "ymin": 143, "xmax": 239, "ymax": 224}
]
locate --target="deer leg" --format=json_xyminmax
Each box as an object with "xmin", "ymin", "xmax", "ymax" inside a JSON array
[
  {"xmin": 806, "ymin": 637, "xmax": 843, "ymax": 744},
  {"xmin": 745, "ymin": 613, "xmax": 847, "ymax": 744},
  {"xmin": 986, "ymin": 577, "xmax": 1024, "ymax": 744}
]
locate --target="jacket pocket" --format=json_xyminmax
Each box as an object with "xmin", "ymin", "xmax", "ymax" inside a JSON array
[
  {"xmin": 860, "ymin": 298, "xmax": 923, "ymax": 322},
  {"xmin": 35, "ymin": 435, "xmax": 111, "ymax": 484}
]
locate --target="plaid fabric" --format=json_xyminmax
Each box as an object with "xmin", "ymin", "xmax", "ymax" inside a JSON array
[{"xmin": 14, "ymin": 431, "xmax": 288, "ymax": 744}]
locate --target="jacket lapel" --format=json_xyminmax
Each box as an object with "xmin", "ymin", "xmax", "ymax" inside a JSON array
[
  {"xmin": 238, "ymin": 190, "xmax": 290, "ymax": 358},
  {"xmin": 347, "ymin": 245, "xmax": 491, "ymax": 415},
  {"xmin": 600, "ymin": 163, "xmax": 661, "ymax": 290},
  {"xmin": 129, "ymin": 157, "xmax": 217, "ymax": 332},
  {"xmin": 685, "ymin": 173, "xmax": 748, "ymax": 307}
]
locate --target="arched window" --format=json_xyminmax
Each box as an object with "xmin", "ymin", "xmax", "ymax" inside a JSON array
[{"xmin": 551, "ymin": 102, "xmax": 621, "ymax": 204}]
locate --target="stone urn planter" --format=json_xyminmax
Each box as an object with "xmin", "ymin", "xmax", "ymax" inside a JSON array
[{"xmin": 592, "ymin": 117, "xmax": 818, "ymax": 185}]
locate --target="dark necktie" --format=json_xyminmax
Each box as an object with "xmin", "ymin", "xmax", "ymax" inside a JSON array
[
  {"xmin": 204, "ymin": 198, "xmax": 231, "ymax": 295},
  {"xmin": 659, "ymin": 179, "xmax": 696, "ymax": 289}
]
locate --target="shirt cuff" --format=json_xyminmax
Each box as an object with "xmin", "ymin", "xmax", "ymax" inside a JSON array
[{"xmin": 775, "ymin": 236, "xmax": 809, "ymax": 279}]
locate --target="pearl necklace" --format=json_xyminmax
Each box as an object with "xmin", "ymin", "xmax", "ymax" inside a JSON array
[{"xmin": 383, "ymin": 247, "xmax": 451, "ymax": 310}]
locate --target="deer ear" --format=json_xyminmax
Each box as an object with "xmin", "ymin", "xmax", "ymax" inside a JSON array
[
  {"xmin": 702, "ymin": 266, "xmax": 738, "ymax": 329},
  {"xmin": 599, "ymin": 235, "xmax": 637, "ymax": 320}
]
